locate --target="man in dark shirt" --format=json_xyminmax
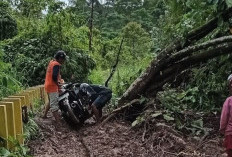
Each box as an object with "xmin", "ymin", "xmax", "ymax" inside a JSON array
[{"xmin": 79, "ymin": 83, "xmax": 112, "ymax": 123}]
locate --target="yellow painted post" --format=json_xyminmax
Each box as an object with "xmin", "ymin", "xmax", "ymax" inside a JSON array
[
  {"xmin": 14, "ymin": 93, "xmax": 30, "ymax": 108},
  {"xmin": 28, "ymin": 88, "xmax": 39, "ymax": 99},
  {"xmin": 36, "ymin": 87, "xmax": 40, "ymax": 98},
  {"xmin": 20, "ymin": 90, "xmax": 34, "ymax": 109},
  {"xmin": 44, "ymin": 88, "xmax": 49, "ymax": 106},
  {"xmin": 27, "ymin": 89, "xmax": 36, "ymax": 100},
  {"xmin": 40, "ymin": 86, "xmax": 49, "ymax": 113},
  {"xmin": 36, "ymin": 87, "xmax": 41, "ymax": 99},
  {"xmin": 28, "ymin": 88, "xmax": 35, "ymax": 98},
  {"xmin": 1, "ymin": 98, "xmax": 23, "ymax": 144},
  {"xmin": 0, "ymin": 102, "xmax": 16, "ymax": 149},
  {"xmin": 37, "ymin": 85, "xmax": 45, "ymax": 101},
  {"xmin": 41, "ymin": 86, "xmax": 45, "ymax": 99},
  {"xmin": 0, "ymin": 105, "xmax": 8, "ymax": 148},
  {"xmin": 8, "ymin": 96, "xmax": 29, "ymax": 124},
  {"xmin": 8, "ymin": 96, "xmax": 26, "ymax": 107},
  {"xmin": 33, "ymin": 87, "xmax": 43, "ymax": 109},
  {"xmin": 28, "ymin": 89, "xmax": 36, "ymax": 100},
  {"xmin": 0, "ymin": 102, "xmax": 16, "ymax": 139},
  {"xmin": 27, "ymin": 89, "xmax": 37, "ymax": 110}
]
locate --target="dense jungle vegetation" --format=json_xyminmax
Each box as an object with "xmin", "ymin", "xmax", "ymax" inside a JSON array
[{"xmin": 1, "ymin": 0, "xmax": 232, "ymax": 113}]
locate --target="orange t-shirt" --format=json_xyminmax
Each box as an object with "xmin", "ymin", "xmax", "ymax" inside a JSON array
[{"xmin": 44, "ymin": 60, "xmax": 61, "ymax": 93}]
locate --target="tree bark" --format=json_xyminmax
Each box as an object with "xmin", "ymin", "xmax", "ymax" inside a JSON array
[
  {"xmin": 166, "ymin": 36, "xmax": 232, "ymax": 66},
  {"xmin": 146, "ymin": 42, "xmax": 232, "ymax": 96}
]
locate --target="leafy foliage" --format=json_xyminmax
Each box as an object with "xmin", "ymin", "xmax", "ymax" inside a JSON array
[
  {"xmin": 2, "ymin": 8, "xmax": 96, "ymax": 86},
  {"xmin": 23, "ymin": 111, "xmax": 39, "ymax": 142},
  {"xmin": 0, "ymin": 1, "xmax": 17, "ymax": 41},
  {"xmin": 0, "ymin": 137, "xmax": 31, "ymax": 157},
  {"xmin": 156, "ymin": 55, "xmax": 231, "ymax": 113},
  {"xmin": 155, "ymin": 55, "xmax": 232, "ymax": 134},
  {"xmin": 0, "ymin": 46, "xmax": 21, "ymax": 99}
]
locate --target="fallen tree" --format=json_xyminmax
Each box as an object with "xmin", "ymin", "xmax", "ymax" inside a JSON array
[
  {"xmin": 103, "ymin": 39, "xmax": 232, "ymax": 123},
  {"xmin": 118, "ymin": 7, "xmax": 232, "ymax": 105},
  {"xmin": 146, "ymin": 41, "xmax": 232, "ymax": 96}
]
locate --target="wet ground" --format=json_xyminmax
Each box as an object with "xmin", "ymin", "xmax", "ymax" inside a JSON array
[{"xmin": 29, "ymin": 113, "xmax": 225, "ymax": 157}]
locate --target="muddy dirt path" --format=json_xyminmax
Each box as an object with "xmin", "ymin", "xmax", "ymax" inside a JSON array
[
  {"xmin": 29, "ymin": 113, "xmax": 225, "ymax": 157},
  {"xmin": 29, "ymin": 115, "xmax": 148, "ymax": 157}
]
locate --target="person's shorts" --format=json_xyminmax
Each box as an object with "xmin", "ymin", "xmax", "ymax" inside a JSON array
[
  {"xmin": 47, "ymin": 92, "xmax": 59, "ymax": 112},
  {"xmin": 93, "ymin": 93, "xmax": 112, "ymax": 110}
]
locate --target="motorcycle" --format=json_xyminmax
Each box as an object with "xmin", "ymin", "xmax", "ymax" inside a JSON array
[{"xmin": 58, "ymin": 83, "xmax": 92, "ymax": 125}]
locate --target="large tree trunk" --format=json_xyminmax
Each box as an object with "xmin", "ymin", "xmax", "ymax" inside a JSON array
[
  {"xmin": 118, "ymin": 8, "xmax": 232, "ymax": 105},
  {"xmin": 146, "ymin": 42, "xmax": 232, "ymax": 96}
]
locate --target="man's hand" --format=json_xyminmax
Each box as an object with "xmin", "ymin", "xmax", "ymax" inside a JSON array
[{"xmin": 60, "ymin": 79, "xmax": 65, "ymax": 84}]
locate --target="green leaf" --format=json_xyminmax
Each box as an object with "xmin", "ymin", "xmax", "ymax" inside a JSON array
[
  {"xmin": 176, "ymin": 92, "xmax": 186, "ymax": 100},
  {"xmin": 132, "ymin": 116, "xmax": 145, "ymax": 127},
  {"xmin": 175, "ymin": 117, "xmax": 184, "ymax": 129},
  {"xmin": 139, "ymin": 97, "xmax": 147, "ymax": 104},
  {"xmin": 0, "ymin": 147, "xmax": 11, "ymax": 156},
  {"xmin": 196, "ymin": 130, "xmax": 201, "ymax": 135},
  {"xmin": 226, "ymin": 0, "xmax": 232, "ymax": 7},
  {"xmin": 2, "ymin": 77, "xmax": 7, "ymax": 87},
  {"xmin": 151, "ymin": 112, "xmax": 162, "ymax": 118},
  {"xmin": 163, "ymin": 114, "xmax": 174, "ymax": 121},
  {"xmin": 22, "ymin": 146, "xmax": 27, "ymax": 155},
  {"xmin": 132, "ymin": 120, "xmax": 139, "ymax": 127},
  {"xmin": 191, "ymin": 119, "xmax": 203, "ymax": 129},
  {"xmin": 217, "ymin": 16, "xmax": 224, "ymax": 27}
]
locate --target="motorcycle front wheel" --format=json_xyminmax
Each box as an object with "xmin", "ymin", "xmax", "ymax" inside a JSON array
[{"xmin": 66, "ymin": 105, "xmax": 80, "ymax": 124}]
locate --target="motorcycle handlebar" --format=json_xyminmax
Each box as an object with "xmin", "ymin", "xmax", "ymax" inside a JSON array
[{"xmin": 60, "ymin": 82, "xmax": 82, "ymax": 90}]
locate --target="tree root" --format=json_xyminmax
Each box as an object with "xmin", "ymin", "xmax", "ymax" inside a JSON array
[{"xmin": 101, "ymin": 99, "xmax": 140, "ymax": 125}]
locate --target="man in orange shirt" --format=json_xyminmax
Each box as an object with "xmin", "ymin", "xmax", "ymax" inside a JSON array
[{"xmin": 42, "ymin": 50, "xmax": 66, "ymax": 125}]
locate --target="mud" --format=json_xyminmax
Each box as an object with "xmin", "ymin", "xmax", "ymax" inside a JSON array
[{"xmin": 29, "ymin": 113, "xmax": 225, "ymax": 157}]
